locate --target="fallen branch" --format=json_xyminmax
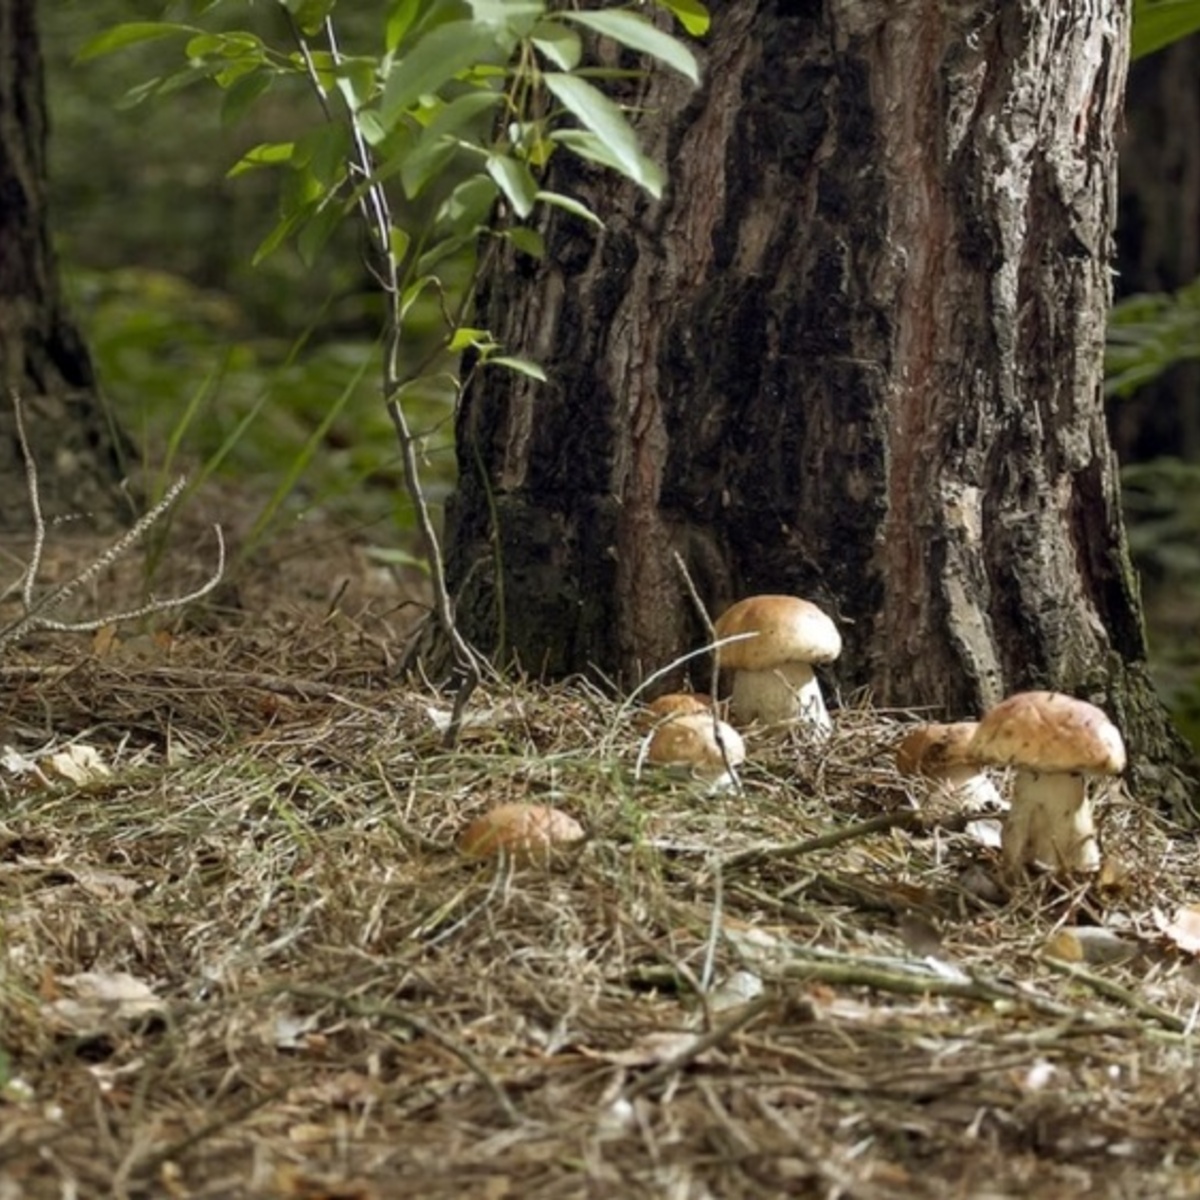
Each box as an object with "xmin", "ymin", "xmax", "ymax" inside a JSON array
[
  {"xmin": 1042, "ymin": 955, "xmax": 1192, "ymax": 1034},
  {"xmin": 621, "ymin": 994, "xmax": 774, "ymax": 1101},
  {"xmin": 715, "ymin": 810, "xmax": 971, "ymax": 876}
]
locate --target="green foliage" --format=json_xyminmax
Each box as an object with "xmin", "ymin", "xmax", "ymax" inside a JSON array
[
  {"xmin": 1113, "ymin": 3, "xmax": 1200, "ymax": 399},
  {"xmin": 1106, "ymin": 276, "xmax": 1200, "ymax": 398},
  {"xmin": 1122, "ymin": 458, "xmax": 1200, "ymax": 746},
  {"xmin": 1132, "ymin": 0, "xmax": 1200, "ymax": 59},
  {"xmin": 79, "ymin": 2, "xmax": 703, "ymax": 269},
  {"xmin": 67, "ymin": 265, "xmax": 450, "ymax": 531},
  {"xmin": 76, "ymin": 0, "xmax": 705, "ymax": 557}
]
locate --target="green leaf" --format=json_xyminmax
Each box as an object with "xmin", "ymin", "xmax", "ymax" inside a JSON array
[
  {"xmin": 296, "ymin": 198, "xmax": 348, "ymax": 266},
  {"xmin": 487, "ymin": 356, "xmax": 547, "ymax": 381},
  {"xmin": 535, "ymin": 190, "xmax": 604, "ymax": 228},
  {"xmin": 400, "ymin": 275, "xmax": 441, "ymax": 324},
  {"xmin": 228, "ymin": 141, "xmax": 295, "ymax": 177},
  {"xmin": 399, "ymin": 90, "xmax": 503, "ymax": 198},
  {"xmin": 486, "ymin": 155, "xmax": 539, "ymax": 219},
  {"xmin": 75, "ymin": 21, "xmax": 196, "ymax": 62},
  {"xmin": 221, "ymin": 69, "xmax": 274, "ymax": 125},
  {"xmin": 389, "ymin": 225, "xmax": 411, "ymax": 265},
  {"xmin": 562, "ymin": 9, "xmax": 700, "ymax": 84},
  {"xmin": 293, "ymin": 122, "xmax": 350, "ymax": 188},
  {"xmin": 530, "ymin": 20, "xmax": 582, "ymax": 70},
  {"xmin": 435, "ymin": 175, "xmax": 499, "ymax": 229},
  {"xmin": 655, "ymin": 0, "xmax": 711, "ymax": 37},
  {"xmin": 417, "ymin": 231, "xmax": 482, "ymax": 275},
  {"xmin": 335, "ymin": 59, "xmax": 380, "ymax": 112},
  {"xmin": 1132, "ymin": 0, "xmax": 1200, "ymax": 58},
  {"xmin": 381, "ymin": 22, "xmax": 504, "ymax": 124},
  {"xmin": 506, "ymin": 226, "xmax": 545, "ymax": 258},
  {"xmin": 1106, "ymin": 276, "xmax": 1200, "ymax": 397},
  {"xmin": 281, "ymin": 0, "xmax": 338, "ymax": 36},
  {"xmin": 448, "ymin": 326, "xmax": 492, "ymax": 352},
  {"xmin": 544, "ymin": 73, "xmax": 665, "ymax": 196},
  {"xmin": 252, "ymin": 209, "xmax": 306, "ymax": 265},
  {"xmin": 387, "ymin": 0, "xmax": 421, "ymax": 52},
  {"xmin": 467, "ymin": 0, "xmax": 544, "ymax": 37},
  {"xmin": 185, "ymin": 31, "xmax": 266, "ymax": 61}
]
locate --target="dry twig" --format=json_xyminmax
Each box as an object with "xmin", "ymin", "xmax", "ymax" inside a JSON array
[{"xmin": 0, "ymin": 392, "xmax": 224, "ymax": 656}]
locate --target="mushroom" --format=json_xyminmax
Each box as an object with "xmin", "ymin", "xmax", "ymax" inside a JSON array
[
  {"xmin": 645, "ymin": 712, "xmax": 746, "ymax": 788},
  {"xmin": 968, "ymin": 691, "xmax": 1126, "ymax": 875},
  {"xmin": 636, "ymin": 692, "xmax": 722, "ymax": 731},
  {"xmin": 459, "ymin": 803, "xmax": 586, "ymax": 864},
  {"xmin": 895, "ymin": 722, "xmax": 1003, "ymax": 811},
  {"xmin": 712, "ymin": 595, "xmax": 841, "ymax": 730}
]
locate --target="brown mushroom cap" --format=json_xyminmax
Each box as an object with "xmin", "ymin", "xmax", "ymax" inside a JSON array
[
  {"xmin": 895, "ymin": 722, "xmax": 980, "ymax": 777},
  {"xmin": 647, "ymin": 713, "xmax": 746, "ymax": 773},
  {"xmin": 713, "ymin": 595, "xmax": 841, "ymax": 673},
  {"xmin": 646, "ymin": 693, "xmax": 718, "ymax": 719},
  {"xmin": 970, "ymin": 691, "xmax": 1126, "ymax": 775},
  {"xmin": 459, "ymin": 803, "xmax": 586, "ymax": 863}
]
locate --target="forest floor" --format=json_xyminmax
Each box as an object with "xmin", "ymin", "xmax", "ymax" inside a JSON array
[{"xmin": 2, "ymin": 517, "xmax": 1200, "ymax": 1200}]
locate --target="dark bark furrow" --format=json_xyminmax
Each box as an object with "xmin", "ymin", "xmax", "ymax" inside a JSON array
[{"xmin": 447, "ymin": 0, "xmax": 1191, "ymax": 791}]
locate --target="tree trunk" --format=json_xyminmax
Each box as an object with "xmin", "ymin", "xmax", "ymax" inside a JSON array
[
  {"xmin": 447, "ymin": 2, "xmax": 1192, "ymax": 795},
  {"xmin": 0, "ymin": 0, "xmax": 126, "ymax": 533},
  {"xmin": 1110, "ymin": 32, "xmax": 1200, "ymax": 463}
]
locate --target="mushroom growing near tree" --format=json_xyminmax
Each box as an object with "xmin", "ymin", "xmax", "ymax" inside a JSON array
[
  {"xmin": 458, "ymin": 803, "xmax": 586, "ymax": 864},
  {"xmin": 713, "ymin": 595, "xmax": 841, "ymax": 731},
  {"xmin": 635, "ymin": 692, "xmax": 722, "ymax": 732},
  {"xmin": 968, "ymin": 691, "xmax": 1126, "ymax": 875},
  {"xmin": 895, "ymin": 722, "xmax": 1003, "ymax": 811},
  {"xmin": 645, "ymin": 712, "xmax": 746, "ymax": 789}
]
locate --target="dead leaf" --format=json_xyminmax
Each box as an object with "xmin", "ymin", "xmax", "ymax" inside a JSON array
[
  {"xmin": 91, "ymin": 624, "xmax": 119, "ymax": 658},
  {"xmin": 581, "ymin": 1031, "xmax": 709, "ymax": 1068},
  {"xmin": 63, "ymin": 865, "xmax": 140, "ymax": 900},
  {"xmin": 44, "ymin": 744, "xmax": 111, "ymax": 786},
  {"xmin": 964, "ymin": 817, "xmax": 1004, "ymax": 849},
  {"xmin": 1, "ymin": 746, "xmax": 46, "ymax": 784},
  {"xmin": 1156, "ymin": 905, "xmax": 1200, "ymax": 955},
  {"xmin": 48, "ymin": 971, "xmax": 165, "ymax": 1035},
  {"xmin": 273, "ymin": 1011, "xmax": 323, "ymax": 1050},
  {"xmin": 708, "ymin": 969, "xmax": 765, "ymax": 1014}
]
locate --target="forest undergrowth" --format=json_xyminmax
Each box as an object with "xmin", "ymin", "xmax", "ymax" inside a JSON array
[{"xmin": 2, "ymin": 528, "xmax": 1200, "ymax": 1200}]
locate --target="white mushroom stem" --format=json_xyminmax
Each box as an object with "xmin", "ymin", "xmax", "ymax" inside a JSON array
[
  {"xmin": 729, "ymin": 662, "xmax": 831, "ymax": 731},
  {"xmin": 1002, "ymin": 769, "xmax": 1099, "ymax": 874},
  {"xmin": 936, "ymin": 765, "xmax": 1004, "ymax": 812}
]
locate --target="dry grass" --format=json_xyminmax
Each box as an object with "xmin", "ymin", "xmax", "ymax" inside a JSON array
[{"xmin": 3, "ymin": 609, "xmax": 1200, "ymax": 1199}]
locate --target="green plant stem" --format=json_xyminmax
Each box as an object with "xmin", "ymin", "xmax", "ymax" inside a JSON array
[{"xmin": 289, "ymin": 16, "xmax": 482, "ymax": 746}]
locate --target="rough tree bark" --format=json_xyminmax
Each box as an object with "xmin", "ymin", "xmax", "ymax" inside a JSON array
[
  {"xmin": 0, "ymin": 0, "xmax": 126, "ymax": 533},
  {"xmin": 447, "ymin": 2, "xmax": 1192, "ymax": 797}
]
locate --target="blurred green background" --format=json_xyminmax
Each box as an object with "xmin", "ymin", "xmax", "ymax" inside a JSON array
[
  {"xmin": 42, "ymin": 4, "xmax": 1200, "ymax": 744},
  {"xmin": 44, "ymin": 0, "xmax": 458, "ymax": 556}
]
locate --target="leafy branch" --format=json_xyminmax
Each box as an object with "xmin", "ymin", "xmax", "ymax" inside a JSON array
[{"xmin": 78, "ymin": 0, "xmax": 707, "ymax": 741}]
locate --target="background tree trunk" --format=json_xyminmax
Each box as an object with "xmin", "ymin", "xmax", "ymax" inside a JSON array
[
  {"xmin": 0, "ymin": 0, "xmax": 126, "ymax": 533},
  {"xmin": 1110, "ymin": 32, "xmax": 1200, "ymax": 463},
  {"xmin": 447, "ymin": 2, "xmax": 1191, "ymax": 788}
]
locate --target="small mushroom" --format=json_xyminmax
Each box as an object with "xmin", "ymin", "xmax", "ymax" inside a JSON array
[
  {"xmin": 458, "ymin": 803, "xmax": 585, "ymax": 864},
  {"xmin": 713, "ymin": 595, "xmax": 841, "ymax": 730},
  {"xmin": 636, "ymin": 693, "xmax": 722, "ymax": 731},
  {"xmin": 895, "ymin": 722, "xmax": 1003, "ymax": 810},
  {"xmin": 646, "ymin": 712, "xmax": 746, "ymax": 788},
  {"xmin": 969, "ymin": 691, "xmax": 1126, "ymax": 875}
]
